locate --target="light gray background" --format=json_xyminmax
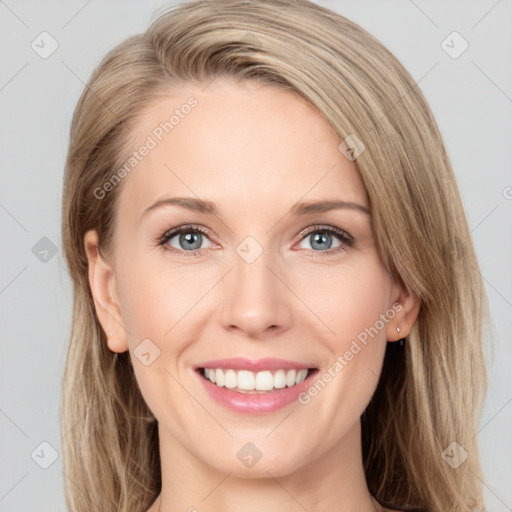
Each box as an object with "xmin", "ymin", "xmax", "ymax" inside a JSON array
[{"xmin": 1, "ymin": 0, "xmax": 511, "ymax": 510}]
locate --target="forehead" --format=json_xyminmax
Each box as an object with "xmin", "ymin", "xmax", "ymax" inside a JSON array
[{"xmin": 116, "ymin": 78, "xmax": 368, "ymax": 221}]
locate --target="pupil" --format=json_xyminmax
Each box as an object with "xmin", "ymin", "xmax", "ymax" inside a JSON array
[
  {"xmin": 181, "ymin": 232, "xmax": 201, "ymax": 250},
  {"xmin": 177, "ymin": 231, "xmax": 333, "ymax": 251},
  {"xmin": 312, "ymin": 232, "xmax": 331, "ymax": 250}
]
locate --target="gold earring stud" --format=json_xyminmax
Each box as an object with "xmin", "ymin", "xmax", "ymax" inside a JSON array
[{"xmin": 396, "ymin": 326, "xmax": 405, "ymax": 347}]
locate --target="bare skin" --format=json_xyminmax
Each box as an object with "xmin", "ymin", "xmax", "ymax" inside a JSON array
[{"xmin": 85, "ymin": 78, "xmax": 419, "ymax": 512}]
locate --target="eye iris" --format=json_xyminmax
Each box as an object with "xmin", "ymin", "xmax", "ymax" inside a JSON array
[
  {"xmin": 311, "ymin": 231, "xmax": 332, "ymax": 250},
  {"xmin": 180, "ymin": 231, "xmax": 202, "ymax": 250},
  {"xmin": 170, "ymin": 229, "xmax": 342, "ymax": 252}
]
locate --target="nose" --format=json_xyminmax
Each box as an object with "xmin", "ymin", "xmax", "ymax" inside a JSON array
[{"xmin": 219, "ymin": 248, "xmax": 293, "ymax": 339}]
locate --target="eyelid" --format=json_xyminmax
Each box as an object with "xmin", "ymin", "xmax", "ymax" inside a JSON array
[
  {"xmin": 157, "ymin": 223, "xmax": 353, "ymax": 257},
  {"xmin": 292, "ymin": 224, "xmax": 353, "ymax": 256},
  {"xmin": 157, "ymin": 224, "xmax": 213, "ymax": 245},
  {"xmin": 296, "ymin": 224, "xmax": 353, "ymax": 242},
  {"xmin": 157, "ymin": 224, "xmax": 217, "ymax": 257}
]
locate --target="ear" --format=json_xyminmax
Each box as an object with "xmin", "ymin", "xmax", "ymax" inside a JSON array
[
  {"xmin": 84, "ymin": 229, "xmax": 128, "ymax": 353},
  {"xmin": 386, "ymin": 278, "xmax": 421, "ymax": 342}
]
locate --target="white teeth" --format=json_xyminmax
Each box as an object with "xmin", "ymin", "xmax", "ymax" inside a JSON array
[
  {"xmin": 255, "ymin": 370, "xmax": 274, "ymax": 391},
  {"xmin": 203, "ymin": 368, "xmax": 311, "ymax": 392},
  {"xmin": 286, "ymin": 369, "xmax": 296, "ymax": 387},
  {"xmin": 237, "ymin": 370, "xmax": 255, "ymax": 390},
  {"xmin": 296, "ymin": 369, "xmax": 308, "ymax": 385},
  {"xmin": 224, "ymin": 369, "xmax": 237, "ymax": 389},
  {"xmin": 215, "ymin": 368, "xmax": 225, "ymax": 387},
  {"xmin": 273, "ymin": 369, "xmax": 286, "ymax": 389}
]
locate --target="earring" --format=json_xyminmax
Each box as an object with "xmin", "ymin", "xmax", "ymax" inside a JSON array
[{"xmin": 396, "ymin": 326, "xmax": 405, "ymax": 347}]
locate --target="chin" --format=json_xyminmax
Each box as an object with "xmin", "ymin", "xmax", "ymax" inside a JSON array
[{"xmin": 202, "ymin": 440, "xmax": 314, "ymax": 479}]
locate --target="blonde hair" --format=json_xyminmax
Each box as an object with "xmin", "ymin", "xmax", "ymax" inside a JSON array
[{"xmin": 60, "ymin": 1, "xmax": 489, "ymax": 511}]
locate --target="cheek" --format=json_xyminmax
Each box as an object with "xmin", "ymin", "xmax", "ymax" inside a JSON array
[
  {"xmin": 115, "ymin": 251, "xmax": 204, "ymax": 345},
  {"xmin": 118, "ymin": 276, "xmax": 169, "ymax": 343},
  {"xmin": 294, "ymin": 258, "xmax": 392, "ymax": 419},
  {"xmin": 114, "ymin": 258, "xmax": 203, "ymax": 424},
  {"xmin": 295, "ymin": 256, "xmax": 392, "ymax": 349}
]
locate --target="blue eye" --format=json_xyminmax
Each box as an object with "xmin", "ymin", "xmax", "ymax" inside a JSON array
[
  {"xmin": 158, "ymin": 225, "xmax": 214, "ymax": 256},
  {"xmin": 158, "ymin": 224, "xmax": 353, "ymax": 257},
  {"xmin": 295, "ymin": 225, "xmax": 353, "ymax": 256}
]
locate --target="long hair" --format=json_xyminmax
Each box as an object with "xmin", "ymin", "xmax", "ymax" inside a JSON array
[{"xmin": 60, "ymin": 1, "xmax": 489, "ymax": 511}]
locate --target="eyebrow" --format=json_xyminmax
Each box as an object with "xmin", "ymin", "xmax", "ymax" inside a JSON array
[{"xmin": 141, "ymin": 196, "xmax": 370, "ymax": 221}]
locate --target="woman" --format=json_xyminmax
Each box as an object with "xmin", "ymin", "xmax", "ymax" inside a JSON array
[{"xmin": 60, "ymin": 1, "xmax": 489, "ymax": 511}]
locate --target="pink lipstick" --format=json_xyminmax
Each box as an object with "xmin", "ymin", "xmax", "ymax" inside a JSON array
[{"xmin": 194, "ymin": 358, "xmax": 318, "ymax": 414}]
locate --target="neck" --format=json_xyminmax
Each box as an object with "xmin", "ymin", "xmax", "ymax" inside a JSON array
[{"xmin": 150, "ymin": 420, "xmax": 381, "ymax": 512}]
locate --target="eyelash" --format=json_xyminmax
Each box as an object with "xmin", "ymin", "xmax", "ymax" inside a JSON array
[{"xmin": 157, "ymin": 224, "xmax": 354, "ymax": 258}]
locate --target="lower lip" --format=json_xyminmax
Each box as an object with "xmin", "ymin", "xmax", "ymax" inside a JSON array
[{"xmin": 196, "ymin": 370, "xmax": 316, "ymax": 414}]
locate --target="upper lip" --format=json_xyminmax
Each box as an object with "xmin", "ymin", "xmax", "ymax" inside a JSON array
[{"xmin": 194, "ymin": 357, "xmax": 317, "ymax": 372}]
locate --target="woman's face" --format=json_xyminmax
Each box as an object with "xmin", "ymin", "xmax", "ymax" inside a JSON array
[{"xmin": 86, "ymin": 78, "xmax": 416, "ymax": 478}]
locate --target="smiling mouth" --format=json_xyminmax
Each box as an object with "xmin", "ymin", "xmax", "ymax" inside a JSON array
[{"xmin": 196, "ymin": 367, "xmax": 319, "ymax": 394}]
